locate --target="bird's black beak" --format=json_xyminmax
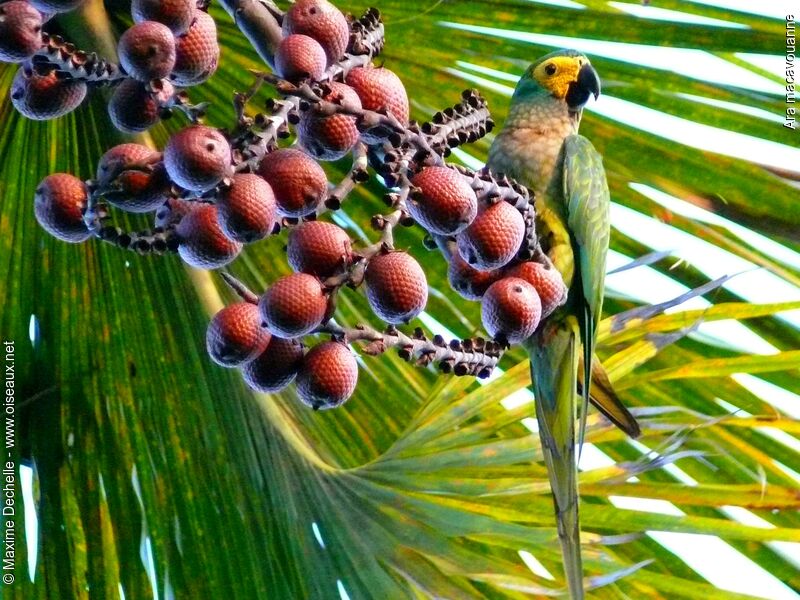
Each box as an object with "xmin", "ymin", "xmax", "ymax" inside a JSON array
[{"xmin": 565, "ymin": 62, "xmax": 601, "ymax": 110}]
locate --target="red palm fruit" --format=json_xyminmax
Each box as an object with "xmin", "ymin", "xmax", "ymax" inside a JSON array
[
  {"xmin": 206, "ymin": 302, "xmax": 270, "ymax": 368},
  {"xmin": 258, "ymin": 272, "xmax": 328, "ymax": 338},
  {"xmin": 243, "ymin": 337, "xmax": 304, "ymax": 393},
  {"xmin": 481, "ymin": 277, "xmax": 542, "ymax": 344},
  {"xmin": 11, "ymin": 67, "xmax": 86, "ymax": 120},
  {"xmin": 171, "ymin": 10, "xmax": 219, "ymax": 86},
  {"xmin": 456, "ymin": 201, "xmax": 525, "ymax": 271},
  {"xmin": 216, "ymin": 173, "xmax": 277, "ymax": 243},
  {"xmin": 164, "ymin": 125, "xmax": 232, "ymax": 192},
  {"xmin": 257, "ymin": 149, "xmax": 327, "ymax": 217},
  {"xmin": 365, "ymin": 251, "xmax": 428, "ymax": 324},
  {"xmin": 176, "ymin": 203, "xmax": 242, "ymax": 269},
  {"xmin": 282, "ymin": 0, "xmax": 349, "ymax": 66},
  {"xmin": 28, "ymin": 0, "xmax": 85, "ymax": 13},
  {"xmin": 132, "ymin": 0, "xmax": 195, "ymax": 35},
  {"xmin": 297, "ymin": 82, "xmax": 361, "ymax": 161},
  {"xmin": 34, "ymin": 173, "xmax": 92, "ymax": 243},
  {"xmin": 505, "ymin": 261, "xmax": 567, "ymax": 319},
  {"xmin": 96, "ymin": 143, "xmax": 158, "ymax": 185},
  {"xmin": 295, "ymin": 341, "xmax": 358, "ymax": 410},
  {"xmin": 154, "ymin": 197, "xmax": 198, "ymax": 228},
  {"xmin": 345, "ymin": 66, "xmax": 409, "ymax": 143},
  {"xmin": 0, "ymin": 2, "xmax": 43, "ymax": 63},
  {"xmin": 274, "ymin": 34, "xmax": 327, "ymax": 82},
  {"xmin": 287, "ymin": 221, "xmax": 352, "ymax": 278},
  {"xmin": 106, "ymin": 163, "xmax": 172, "ymax": 214},
  {"xmin": 447, "ymin": 254, "xmax": 501, "ymax": 301},
  {"xmin": 108, "ymin": 78, "xmax": 173, "ymax": 133},
  {"xmin": 409, "ymin": 166, "xmax": 477, "ymax": 235},
  {"xmin": 118, "ymin": 21, "xmax": 176, "ymax": 82}
]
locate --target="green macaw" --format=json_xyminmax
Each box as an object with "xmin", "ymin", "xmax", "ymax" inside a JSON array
[{"xmin": 487, "ymin": 49, "xmax": 640, "ymax": 598}]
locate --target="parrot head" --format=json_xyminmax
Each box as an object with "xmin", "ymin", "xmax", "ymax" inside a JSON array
[{"xmin": 516, "ymin": 49, "xmax": 601, "ymax": 112}]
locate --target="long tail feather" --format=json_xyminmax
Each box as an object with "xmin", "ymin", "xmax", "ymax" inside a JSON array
[{"xmin": 578, "ymin": 356, "xmax": 641, "ymax": 438}]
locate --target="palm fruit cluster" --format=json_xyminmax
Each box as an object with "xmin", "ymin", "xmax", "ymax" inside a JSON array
[{"xmin": 19, "ymin": 0, "xmax": 567, "ymax": 411}]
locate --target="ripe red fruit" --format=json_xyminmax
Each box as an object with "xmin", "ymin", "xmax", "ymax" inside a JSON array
[
  {"xmin": 108, "ymin": 78, "xmax": 173, "ymax": 133},
  {"xmin": 11, "ymin": 67, "xmax": 86, "ymax": 120},
  {"xmin": 97, "ymin": 144, "xmax": 171, "ymax": 213},
  {"xmin": 154, "ymin": 197, "xmax": 198, "ymax": 228},
  {"xmin": 274, "ymin": 34, "xmax": 327, "ymax": 82},
  {"xmin": 132, "ymin": 0, "xmax": 195, "ymax": 35},
  {"xmin": 171, "ymin": 10, "xmax": 219, "ymax": 86},
  {"xmin": 287, "ymin": 221, "xmax": 352, "ymax": 278},
  {"xmin": 176, "ymin": 203, "xmax": 242, "ymax": 268},
  {"xmin": 216, "ymin": 173, "xmax": 277, "ymax": 243},
  {"xmin": 297, "ymin": 82, "xmax": 362, "ymax": 161},
  {"xmin": 0, "ymin": 2, "xmax": 43, "ymax": 63},
  {"xmin": 206, "ymin": 302, "xmax": 270, "ymax": 367},
  {"xmin": 257, "ymin": 149, "xmax": 327, "ymax": 217},
  {"xmin": 295, "ymin": 341, "xmax": 358, "ymax": 410},
  {"xmin": 481, "ymin": 277, "xmax": 542, "ymax": 344},
  {"xmin": 409, "ymin": 167, "xmax": 477, "ymax": 235},
  {"xmin": 118, "ymin": 21, "xmax": 176, "ymax": 82},
  {"xmin": 96, "ymin": 143, "xmax": 158, "ymax": 184},
  {"xmin": 28, "ymin": 0, "xmax": 85, "ymax": 13},
  {"xmin": 456, "ymin": 201, "xmax": 525, "ymax": 271},
  {"xmin": 364, "ymin": 251, "xmax": 428, "ymax": 324},
  {"xmin": 505, "ymin": 261, "xmax": 567, "ymax": 319},
  {"xmin": 164, "ymin": 125, "xmax": 232, "ymax": 192},
  {"xmin": 282, "ymin": 0, "xmax": 349, "ymax": 66},
  {"xmin": 34, "ymin": 173, "xmax": 92, "ymax": 243},
  {"xmin": 345, "ymin": 66, "xmax": 409, "ymax": 143},
  {"xmin": 259, "ymin": 272, "xmax": 328, "ymax": 338},
  {"xmin": 448, "ymin": 254, "xmax": 500, "ymax": 301},
  {"xmin": 243, "ymin": 337, "xmax": 305, "ymax": 393}
]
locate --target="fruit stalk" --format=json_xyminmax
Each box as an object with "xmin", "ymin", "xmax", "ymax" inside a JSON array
[
  {"xmin": 217, "ymin": 0, "xmax": 284, "ymax": 67},
  {"xmin": 32, "ymin": 32, "xmax": 125, "ymax": 83}
]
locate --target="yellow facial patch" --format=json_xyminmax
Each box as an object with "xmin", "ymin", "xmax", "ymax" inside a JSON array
[{"xmin": 531, "ymin": 56, "xmax": 586, "ymax": 99}]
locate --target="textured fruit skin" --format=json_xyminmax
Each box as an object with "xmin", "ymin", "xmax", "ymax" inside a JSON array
[
  {"xmin": 108, "ymin": 78, "xmax": 173, "ymax": 133},
  {"xmin": 456, "ymin": 201, "xmax": 525, "ymax": 271},
  {"xmin": 282, "ymin": 0, "xmax": 349, "ymax": 65},
  {"xmin": 409, "ymin": 167, "xmax": 478, "ymax": 235},
  {"xmin": 345, "ymin": 66, "xmax": 409, "ymax": 143},
  {"xmin": 108, "ymin": 163, "xmax": 172, "ymax": 213},
  {"xmin": 0, "ymin": 1, "xmax": 43, "ymax": 63},
  {"xmin": 259, "ymin": 273, "xmax": 328, "ymax": 338},
  {"xmin": 505, "ymin": 261, "xmax": 567, "ymax": 319},
  {"xmin": 206, "ymin": 302, "xmax": 270, "ymax": 367},
  {"xmin": 287, "ymin": 221, "xmax": 352, "ymax": 278},
  {"xmin": 257, "ymin": 149, "xmax": 327, "ymax": 217},
  {"xmin": 154, "ymin": 197, "xmax": 197, "ymax": 228},
  {"xmin": 132, "ymin": 0, "xmax": 195, "ymax": 35},
  {"xmin": 365, "ymin": 251, "xmax": 428, "ymax": 324},
  {"xmin": 297, "ymin": 82, "xmax": 362, "ymax": 161},
  {"xmin": 448, "ymin": 254, "xmax": 501, "ymax": 301},
  {"xmin": 216, "ymin": 173, "xmax": 276, "ymax": 243},
  {"xmin": 34, "ymin": 173, "xmax": 91, "ymax": 243},
  {"xmin": 11, "ymin": 67, "xmax": 86, "ymax": 120},
  {"xmin": 274, "ymin": 34, "xmax": 327, "ymax": 82},
  {"xmin": 295, "ymin": 341, "xmax": 358, "ymax": 410},
  {"xmin": 171, "ymin": 10, "xmax": 219, "ymax": 86},
  {"xmin": 481, "ymin": 277, "xmax": 542, "ymax": 344},
  {"xmin": 176, "ymin": 203, "xmax": 242, "ymax": 268},
  {"xmin": 118, "ymin": 21, "xmax": 176, "ymax": 82},
  {"xmin": 164, "ymin": 125, "xmax": 231, "ymax": 192},
  {"xmin": 28, "ymin": 0, "xmax": 85, "ymax": 13},
  {"xmin": 96, "ymin": 143, "xmax": 158, "ymax": 184},
  {"xmin": 243, "ymin": 337, "xmax": 304, "ymax": 393}
]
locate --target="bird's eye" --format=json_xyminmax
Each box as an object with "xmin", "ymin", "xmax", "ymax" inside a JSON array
[{"xmin": 544, "ymin": 64, "xmax": 557, "ymax": 76}]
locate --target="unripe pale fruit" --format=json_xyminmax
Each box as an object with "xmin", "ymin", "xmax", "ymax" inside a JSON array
[
  {"xmin": 287, "ymin": 221, "xmax": 352, "ymax": 278},
  {"xmin": 11, "ymin": 67, "xmax": 86, "ymax": 120},
  {"xmin": 154, "ymin": 197, "xmax": 197, "ymax": 228},
  {"xmin": 132, "ymin": 0, "xmax": 195, "ymax": 35},
  {"xmin": 505, "ymin": 261, "xmax": 567, "ymax": 319},
  {"xmin": 257, "ymin": 149, "xmax": 327, "ymax": 217},
  {"xmin": 481, "ymin": 277, "xmax": 542, "ymax": 344},
  {"xmin": 259, "ymin": 273, "xmax": 328, "ymax": 338},
  {"xmin": 282, "ymin": 0, "xmax": 349, "ymax": 65},
  {"xmin": 297, "ymin": 82, "xmax": 361, "ymax": 161},
  {"xmin": 365, "ymin": 251, "xmax": 428, "ymax": 324},
  {"xmin": 108, "ymin": 78, "xmax": 173, "ymax": 133},
  {"xmin": 216, "ymin": 173, "xmax": 277, "ymax": 243},
  {"xmin": 164, "ymin": 125, "xmax": 231, "ymax": 192},
  {"xmin": 274, "ymin": 34, "xmax": 326, "ymax": 82},
  {"xmin": 118, "ymin": 21, "xmax": 176, "ymax": 82},
  {"xmin": 176, "ymin": 203, "xmax": 242, "ymax": 268},
  {"xmin": 34, "ymin": 173, "xmax": 92, "ymax": 243},
  {"xmin": 345, "ymin": 66, "xmax": 409, "ymax": 143},
  {"xmin": 295, "ymin": 341, "xmax": 358, "ymax": 410},
  {"xmin": 456, "ymin": 201, "xmax": 525, "ymax": 271},
  {"xmin": 206, "ymin": 302, "xmax": 270, "ymax": 367},
  {"xmin": 0, "ymin": 2, "xmax": 43, "ymax": 63},
  {"xmin": 243, "ymin": 337, "xmax": 305, "ymax": 393},
  {"xmin": 448, "ymin": 253, "xmax": 501, "ymax": 301},
  {"xmin": 28, "ymin": 0, "xmax": 85, "ymax": 13},
  {"xmin": 409, "ymin": 167, "xmax": 477, "ymax": 235},
  {"xmin": 171, "ymin": 10, "xmax": 219, "ymax": 86}
]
